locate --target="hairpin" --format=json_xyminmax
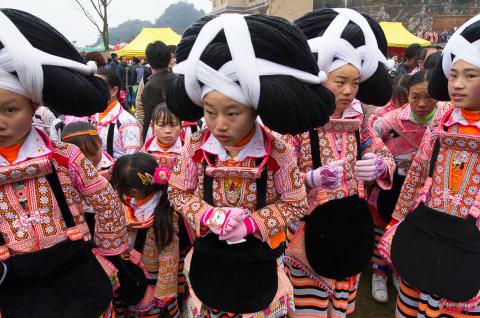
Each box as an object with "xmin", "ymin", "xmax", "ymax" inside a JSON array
[{"xmin": 62, "ymin": 130, "xmax": 97, "ymax": 140}]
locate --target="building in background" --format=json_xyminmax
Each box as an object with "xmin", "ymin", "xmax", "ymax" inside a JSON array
[{"xmin": 210, "ymin": 0, "xmax": 313, "ymax": 21}]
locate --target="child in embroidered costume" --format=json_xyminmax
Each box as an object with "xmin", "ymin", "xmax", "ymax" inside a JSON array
[
  {"xmin": 112, "ymin": 153, "xmax": 180, "ymax": 318},
  {"xmin": 62, "ymin": 121, "xmax": 115, "ymax": 180},
  {"xmin": 0, "ymin": 9, "xmax": 128, "ymax": 318},
  {"xmin": 143, "ymin": 104, "xmax": 182, "ymax": 169},
  {"xmin": 379, "ymin": 14, "xmax": 480, "ymax": 318},
  {"xmin": 61, "ymin": 121, "xmax": 116, "ymax": 237},
  {"xmin": 166, "ymin": 13, "xmax": 335, "ymax": 318},
  {"xmin": 284, "ymin": 8, "xmax": 396, "ymax": 318},
  {"xmin": 142, "ymin": 104, "xmax": 192, "ymax": 304},
  {"xmin": 93, "ymin": 70, "xmax": 142, "ymax": 159},
  {"xmin": 368, "ymin": 69, "xmax": 451, "ymax": 303}
]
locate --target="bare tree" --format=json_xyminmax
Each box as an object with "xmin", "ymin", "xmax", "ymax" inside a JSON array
[{"xmin": 73, "ymin": 0, "xmax": 112, "ymax": 51}]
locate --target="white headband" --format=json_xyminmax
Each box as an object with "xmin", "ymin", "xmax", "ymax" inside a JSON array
[
  {"xmin": 442, "ymin": 14, "xmax": 480, "ymax": 78},
  {"xmin": 308, "ymin": 8, "xmax": 388, "ymax": 82},
  {"xmin": 172, "ymin": 14, "xmax": 327, "ymax": 110},
  {"xmin": 0, "ymin": 10, "xmax": 97, "ymax": 104}
]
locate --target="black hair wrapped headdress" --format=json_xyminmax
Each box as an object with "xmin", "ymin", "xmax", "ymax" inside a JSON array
[
  {"xmin": 429, "ymin": 15, "xmax": 480, "ymax": 101},
  {"xmin": 167, "ymin": 14, "xmax": 335, "ymax": 135},
  {"xmin": 295, "ymin": 8, "xmax": 392, "ymax": 106},
  {"xmin": 0, "ymin": 9, "xmax": 109, "ymax": 116}
]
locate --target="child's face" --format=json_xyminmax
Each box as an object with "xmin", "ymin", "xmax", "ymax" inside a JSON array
[
  {"xmin": 408, "ymin": 81, "xmax": 437, "ymax": 118},
  {"xmin": 323, "ymin": 64, "xmax": 361, "ymax": 114},
  {"xmin": 152, "ymin": 118, "xmax": 181, "ymax": 146},
  {"xmin": 202, "ymin": 91, "xmax": 257, "ymax": 147},
  {"xmin": 0, "ymin": 89, "xmax": 34, "ymax": 148},
  {"xmin": 448, "ymin": 60, "xmax": 480, "ymax": 110}
]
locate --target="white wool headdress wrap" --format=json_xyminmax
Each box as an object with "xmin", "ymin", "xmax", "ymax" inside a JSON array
[
  {"xmin": 442, "ymin": 14, "xmax": 480, "ymax": 78},
  {"xmin": 307, "ymin": 8, "xmax": 388, "ymax": 82},
  {"xmin": 173, "ymin": 14, "xmax": 327, "ymax": 110},
  {"xmin": 0, "ymin": 10, "xmax": 97, "ymax": 104}
]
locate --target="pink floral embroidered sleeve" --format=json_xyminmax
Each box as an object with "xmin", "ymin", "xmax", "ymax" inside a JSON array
[
  {"xmin": 361, "ymin": 118, "xmax": 396, "ymax": 190},
  {"xmin": 67, "ymin": 146, "xmax": 128, "ymax": 255},
  {"xmin": 119, "ymin": 122, "xmax": 142, "ymax": 155},
  {"xmin": 168, "ymin": 133, "xmax": 214, "ymax": 237}
]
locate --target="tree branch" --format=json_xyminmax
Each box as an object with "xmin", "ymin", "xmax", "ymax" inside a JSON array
[
  {"xmin": 89, "ymin": 0, "xmax": 104, "ymax": 19},
  {"xmin": 74, "ymin": 0, "xmax": 103, "ymax": 34}
]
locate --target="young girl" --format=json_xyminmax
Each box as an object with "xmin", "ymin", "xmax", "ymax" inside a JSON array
[
  {"xmin": 369, "ymin": 70, "xmax": 451, "ymax": 303},
  {"xmin": 142, "ymin": 104, "xmax": 182, "ymax": 169},
  {"xmin": 0, "ymin": 9, "xmax": 128, "ymax": 317},
  {"xmin": 167, "ymin": 13, "xmax": 335, "ymax": 318},
  {"xmin": 285, "ymin": 8, "xmax": 395, "ymax": 318},
  {"xmin": 142, "ymin": 104, "xmax": 192, "ymax": 302},
  {"xmin": 93, "ymin": 70, "xmax": 142, "ymax": 159},
  {"xmin": 379, "ymin": 14, "xmax": 480, "ymax": 318},
  {"xmin": 112, "ymin": 152, "xmax": 180, "ymax": 318},
  {"xmin": 62, "ymin": 121, "xmax": 116, "ymax": 237},
  {"xmin": 62, "ymin": 121, "xmax": 115, "ymax": 180}
]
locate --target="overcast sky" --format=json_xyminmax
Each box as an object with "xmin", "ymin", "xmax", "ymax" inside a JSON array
[{"xmin": 0, "ymin": 0, "xmax": 211, "ymax": 46}]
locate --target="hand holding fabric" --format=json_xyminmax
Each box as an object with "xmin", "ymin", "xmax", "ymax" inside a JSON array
[
  {"xmin": 219, "ymin": 217, "xmax": 259, "ymax": 243},
  {"xmin": 305, "ymin": 160, "xmax": 344, "ymax": 189},
  {"xmin": 201, "ymin": 207, "xmax": 248, "ymax": 236},
  {"xmin": 354, "ymin": 153, "xmax": 386, "ymax": 181}
]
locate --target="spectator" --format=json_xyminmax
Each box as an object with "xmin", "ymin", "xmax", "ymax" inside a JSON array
[
  {"xmin": 139, "ymin": 41, "xmax": 173, "ymax": 141},
  {"xmin": 108, "ymin": 52, "xmax": 119, "ymax": 72},
  {"xmin": 397, "ymin": 43, "xmax": 421, "ymax": 75},
  {"xmin": 116, "ymin": 56, "xmax": 127, "ymax": 92}
]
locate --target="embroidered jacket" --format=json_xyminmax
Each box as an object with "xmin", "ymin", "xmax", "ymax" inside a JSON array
[
  {"xmin": 141, "ymin": 135, "xmax": 182, "ymax": 170},
  {"xmin": 92, "ymin": 102, "xmax": 142, "ymax": 159},
  {"xmin": 393, "ymin": 108, "xmax": 480, "ymax": 221},
  {"xmin": 293, "ymin": 100, "xmax": 395, "ymax": 213},
  {"xmin": 0, "ymin": 129, "xmax": 128, "ymax": 259},
  {"xmin": 379, "ymin": 108, "xmax": 480, "ymax": 311},
  {"xmin": 372, "ymin": 103, "xmax": 450, "ymax": 176},
  {"xmin": 168, "ymin": 122, "xmax": 307, "ymax": 248}
]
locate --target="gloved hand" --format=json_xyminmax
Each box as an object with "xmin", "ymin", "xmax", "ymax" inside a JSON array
[
  {"xmin": 219, "ymin": 217, "xmax": 259, "ymax": 243},
  {"xmin": 305, "ymin": 160, "xmax": 344, "ymax": 189},
  {"xmin": 201, "ymin": 207, "xmax": 248, "ymax": 236},
  {"xmin": 354, "ymin": 153, "xmax": 386, "ymax": 181}
]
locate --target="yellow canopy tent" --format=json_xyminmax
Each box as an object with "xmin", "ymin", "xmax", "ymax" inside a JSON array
[
  {"xmin": 380, "ymin": 22, "xmax": 431, "ymax": 48},
  {"xmin": 116, "ymin": 28, "xmax": 181, "ymax": 57}
]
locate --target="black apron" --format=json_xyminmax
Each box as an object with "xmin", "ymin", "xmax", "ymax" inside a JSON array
[
  {"xmin": 0, "ymin": 164, "xmax": 112, "ymax": 318},
  {"xmin": 111, "ymin": 228, "xmax": 157, "ymax": 307},
  {"xmin": 377, "ymin": 170, "xmax": 406, "ymax": 224},
  {"xmin": 304, "ymin": 129, "xmax": 375, "ymax": 279},
  {"xmin": 391, "ymin": 139, "xmax": 480, "ymax": 302},
  {"xmin": 189, "ymin": 154, "xmax": 283, "ymax": 314}
]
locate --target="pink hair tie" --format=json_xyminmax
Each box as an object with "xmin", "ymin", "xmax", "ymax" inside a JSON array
[{"xmin": 154, "ymin": 167, "xmax": 172, "ymax": 185}]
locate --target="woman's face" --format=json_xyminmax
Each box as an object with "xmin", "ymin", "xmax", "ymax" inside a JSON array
[
  {"xmin": 408, "ymin": 81, "xmax": 437, "ymax": 118},
  {"xmin": 323, "ymin": 64, "xmax": 360, "ymax": 114},
  {"xmin": 0, "ymin": 89, "xmax": 34, "ymax": 147},
  {"xmin": 448, "ymin": 59, "xmax": 480, "ymax": 110},
  {"xmin": 202, "ymin": 91, "xmax": 257, "ymax": 147}
]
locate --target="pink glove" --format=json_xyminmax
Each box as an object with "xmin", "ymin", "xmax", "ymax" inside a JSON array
[
  {"xmin": 219, "ymin": 217, "xmax": 259, "ymax": 243},
  {"xmin": 305, "ymin": 160, "xmax": 344, "ymax": 189},
  {"xmin": 354, "ymin": 153, "xmax": 386, "ymax": 181},
  {"xmin": 201, "ymin": 207, "xmax": 248, "ymax": 236}
]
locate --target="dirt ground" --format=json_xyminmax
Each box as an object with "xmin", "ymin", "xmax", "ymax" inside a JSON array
[{"xmin": 350, "ymin": 267, "xmax": 397, "ymax": 318}]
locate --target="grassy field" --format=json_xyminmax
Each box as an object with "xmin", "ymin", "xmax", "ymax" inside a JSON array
[{"xmin": 350, "ymin": 267, "xmax": 397, "ymax": 318}]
